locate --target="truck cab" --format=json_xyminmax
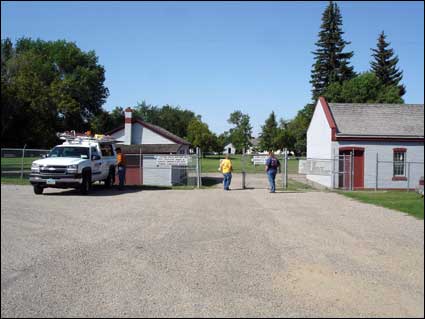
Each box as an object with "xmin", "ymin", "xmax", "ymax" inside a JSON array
[{"xmin": 29, "ymin": 133, "xmax": 118, "ymax": 195}]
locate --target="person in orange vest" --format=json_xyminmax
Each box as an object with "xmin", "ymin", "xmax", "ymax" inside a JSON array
[{"xmin": 116, "ymin": 147, "xmax": 126, "ymax": 190}]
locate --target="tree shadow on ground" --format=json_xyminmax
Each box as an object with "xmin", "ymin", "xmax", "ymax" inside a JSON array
[
  {"xmin": 41, "ymin": 184, "xmax": 170, "ymax": 196},
  {"xmin": 201, "ymin": 176, "xmax": 223, "ymax": 187}
]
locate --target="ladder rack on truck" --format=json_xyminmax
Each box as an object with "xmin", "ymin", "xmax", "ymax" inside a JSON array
[{"xmin": 57, "ymin": 131, "xmax": 119, "ymax": 144}]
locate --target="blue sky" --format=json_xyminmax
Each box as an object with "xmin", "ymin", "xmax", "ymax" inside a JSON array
[{"xmin": 2, "ymin": 1, "xmax": 424, "ymax": 136}]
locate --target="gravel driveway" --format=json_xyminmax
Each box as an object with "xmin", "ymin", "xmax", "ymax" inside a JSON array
[{"xmin": 1, "ymin": 184, "xmax": 424, "ymax": 317}]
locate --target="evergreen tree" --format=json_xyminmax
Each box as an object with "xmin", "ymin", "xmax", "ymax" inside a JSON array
[
  {"xmin": 259, "ymin": 111, "xmax": 278, "ymax": 152},
  {"xmin": 370, "ymin": 31, "xmax": 405, "ymax": 97},
  {"xmin": 310, "ymin": 1, "xmax": 355, "ymax": 100}
]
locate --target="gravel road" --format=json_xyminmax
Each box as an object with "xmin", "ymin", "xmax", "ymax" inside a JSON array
[{"xmin": 1, "ymin": 184, "xmax": 424, "ymax": 317}]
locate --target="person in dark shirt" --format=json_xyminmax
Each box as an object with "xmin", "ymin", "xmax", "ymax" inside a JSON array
[{"xmin": 265, "ymin": 151, "xmax": 280, "ymax": 193}]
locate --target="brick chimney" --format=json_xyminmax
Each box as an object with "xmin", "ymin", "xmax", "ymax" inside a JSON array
[{"xmin": 124, "ymin": 107, "xmax": 133, "ymax": 145}]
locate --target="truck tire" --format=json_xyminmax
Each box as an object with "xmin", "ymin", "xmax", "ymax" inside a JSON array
[
  {"xmin": 80, "ymin": 172, "xmax": 91, "ymax": 195},
  {"xmin": 33, "ymin": 185, "xmax": 44, "ymax": 195},
  {"xmin": 105, "ymin": 167, "xmax": 115, "ymax": 188}
]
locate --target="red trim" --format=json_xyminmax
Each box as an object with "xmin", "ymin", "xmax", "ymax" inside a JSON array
[
  {"xmin": 392, "ymin": 176, "xmax": 408, "ymax": 181},
  {"xmin": 339, "ymin": 146, "xmax": 365, "ymax": 152},
  {"xmin": 393, "ymin": 148, "xmax": 407, "ymax": 152},
  {"xmin": 125, "ymin": 107, "xmax": 133, "ymax": 112},
  {"xmin": 125, "ymin": 118, "xmax": 132, "ymax": 124},
  {"xmin": 337, "ymin": 136, "xmax": 424, "ymax": 142},
  {"xmin": 319, "ymin": 96, "xmax": 337, "ymax": 141}
]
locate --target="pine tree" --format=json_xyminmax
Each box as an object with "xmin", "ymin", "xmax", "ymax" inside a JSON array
[
  {"xmin": 259, "ymin": 111, "xmax": 278, "ymax": 152},
  {"xmin": 310, "ymin": 1, "xmax": 356, "ymax": 100},
  {"xmin": 370, "ymin": 31, "xmax": 405, "ymax": 97}
]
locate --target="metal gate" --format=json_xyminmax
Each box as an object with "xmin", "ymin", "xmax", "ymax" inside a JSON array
[
  {"xmin": 298, "ymin": 154, "xmax": 354, "ymax": 190},
  {"xmin": 241, "ymin": 150, "xmax": 289, "ymax": 190}
]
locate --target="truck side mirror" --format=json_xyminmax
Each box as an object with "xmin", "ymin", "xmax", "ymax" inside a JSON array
[{"xmin": 92, "ymin": 155, "xmax": 101, "ymax": 161}]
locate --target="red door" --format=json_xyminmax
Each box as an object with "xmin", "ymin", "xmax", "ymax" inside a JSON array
[{"xmin": 339, "ymin": 148, "xmax": 364, "ymax": 190}]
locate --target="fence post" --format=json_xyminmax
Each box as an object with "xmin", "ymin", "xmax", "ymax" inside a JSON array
[
  {"xmin": 241, "ymin": 148, "xmax": 246, "ymax": 189},
  {"xmin": 407, "ymin": 162, "xmax": 410, "ymax": 192},
  {"xmin": 350, "ymin": 151, "xmax": 354, "ymax": 191},
  {"xmin": 139, "ymin": 148, "xmax": 142, "ymax": 186},
  {"xmin": 20, "ymin": 144, "xmax": 27, "ymax": 180},
  {"xmin": 196, "ymin": 147, "xmax": 201, "ymax": 189},
  {"xmin": 284, "ymin": 148, "xmax": 288, "ymax": 190},
  {"xmin": 375, "ymin": 152, "xmax": 378, "ymax": 191},
  {"xmin": 281, "ymin": 149, "xmax": 285, "ymax": 190}
]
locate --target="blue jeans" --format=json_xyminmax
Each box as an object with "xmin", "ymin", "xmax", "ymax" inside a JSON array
[
  {"xmin": 118, "ymin": 166, "xmax": 126, "ymax": 188},
  {"xmin": 267, "ymin": 170, "xmax": 277, "ymax": 192},
  {"xmin": 223, "ymin": 173, "xmax": 232, "ymax": 190}
]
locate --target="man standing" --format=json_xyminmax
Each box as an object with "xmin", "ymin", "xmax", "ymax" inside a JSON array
[
  {"xmin": 265, "ymin": 151, "xmax": 280, "ymax": 193},
  {"xmin": 219, "ymin": 154, "xmax": 233, "ymax": 191},
  {"xmin": 116, "ymin": 147, "xmax": 126, "ymax": 190}
]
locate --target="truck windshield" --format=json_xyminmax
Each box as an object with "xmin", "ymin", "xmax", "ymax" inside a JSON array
[{"xmin": 49, "ymin": 147, "xmax": 89, "ymax": 158}]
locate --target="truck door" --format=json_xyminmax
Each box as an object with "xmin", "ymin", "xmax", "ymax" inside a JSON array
[{"xmin": 91, "ymin": 146, "xmax": 103, "ymax": 180}]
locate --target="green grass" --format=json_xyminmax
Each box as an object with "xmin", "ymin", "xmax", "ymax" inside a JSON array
[
  {"xmin": 285, "ymin": 178, "xmax": 314, "ymax": 191},
  {"xmin": 1, "ymin": 157, "xmax": 41, "ymax": 171},
  {"xmin": 201, "ymin": 155, "xmax": 300, "ymax": 174},
  {"xmin": 340, "ymin": 190, "xmax": 424, "ymax": 220}
]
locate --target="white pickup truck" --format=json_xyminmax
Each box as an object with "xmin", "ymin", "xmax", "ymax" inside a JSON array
[{"xmin": 29, "ymin": 134, "xmax": 117, "ymax": 195}]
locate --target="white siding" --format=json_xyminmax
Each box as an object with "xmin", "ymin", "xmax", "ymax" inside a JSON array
[
  {"xmin": 223, "ymin": 143, "xmax": 236, "ymax": 154},
  {"xmin": 306, "ymin": 99, "xmax": 333, "ymax": 187},
  {"xmin": 110, "ymin": 129, "xmax": 125, "ymax": 142},
  {"xmin": 335, "ymin": 141, "xmax": 424, "ymax": 189},
  {"xmin": 143, "ymin": 157, "xmax": 172, "ymax": 186},
  {"xmin": 110, "ymin": 123, "xmax": 175, "ymax": 145}
]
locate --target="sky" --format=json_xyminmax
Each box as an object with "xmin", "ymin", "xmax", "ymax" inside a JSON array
[{"xmin": 2, "ymin": 1, "xmax": 424, "ymax": 136}]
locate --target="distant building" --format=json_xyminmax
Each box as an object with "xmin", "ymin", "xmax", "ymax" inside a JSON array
[
  {"xmin": 106, "ymin": 107, "xmax": 191, "ymax": 186},
  {"xmin": 246, "ymin": 138, "xmax": 260, "ymax": 154},
  {"xmin": 223, "ymin": 143, "xmax": 236, "ymax": 155}
]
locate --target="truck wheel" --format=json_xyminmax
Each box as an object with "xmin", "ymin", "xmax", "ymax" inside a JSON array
[
  {"xmin": 80, "ymin": 173, "xmax": 91, "ymax": 195},
  {"xmin": 105, "ymin": 167, "xmax": 114, "ymax": 188},
  {"xmin": 33, "ymin": 185, "xmax": 44, "ymax": 195}
]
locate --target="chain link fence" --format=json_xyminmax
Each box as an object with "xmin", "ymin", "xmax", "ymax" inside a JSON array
[
  {"xmin": 298, "ymin": 152, "xmax": 424, "ymax": 191},
  {"xmin": 1, "ymin": 148, "xmax": 50, "ymax": 180},
  {"xmin": 124, "ymin": 153, "xmax": 199, "ymax": 188}
]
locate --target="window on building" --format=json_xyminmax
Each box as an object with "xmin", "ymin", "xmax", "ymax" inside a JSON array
[{"xmin": 393, "ymin": 149, "xmax": 406, "ymax": 176}]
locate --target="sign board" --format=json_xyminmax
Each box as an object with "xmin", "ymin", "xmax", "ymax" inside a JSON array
[
  {"xmin": 252, "ymin": 155, "xmax": 268, "ymax": 165},
  {"xmin": 299, "ymin": 159, "xmax": 332, "ymax": 175},
  {"xmin": 155, "ymin": 155, "xmax": 190, "ymax": 167}
]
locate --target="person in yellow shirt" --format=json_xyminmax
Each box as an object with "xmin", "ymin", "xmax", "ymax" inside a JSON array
[{"xmin": 219, "ymin": 154, "xmax": 233, "ymax": 191}]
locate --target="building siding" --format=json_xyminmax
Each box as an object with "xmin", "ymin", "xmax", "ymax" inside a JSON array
[
  {"xmin": 306, "ymin": 99, "xmax": 333, "ymax": 187},
  {"xmin": 334, "ymin": 141, "xmax": 424, "ymax": 189}
]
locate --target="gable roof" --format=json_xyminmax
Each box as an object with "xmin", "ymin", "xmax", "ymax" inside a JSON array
[
  {"xmin": 107, "ymin": 116, "xmax": 191, "ymax": 145},
  {"xmin": 116, "ymin": 144, "xmax": 184, "ymax": 154},
  {"xmin": 328, "ymin": 103, "xmax": 424, "ymax": 138}
]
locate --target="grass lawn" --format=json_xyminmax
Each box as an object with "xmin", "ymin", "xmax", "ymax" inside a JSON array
[
  {"xmin": 1, "ymin": 157, "xmax": 40, "ymax": 171},
  {"xmin": 201, "ymin": 155, "xmax": 300, "ymax": 174},
  {"xmin": 341, "ymin": 190, "xmax": 424, "ymax": 220}
]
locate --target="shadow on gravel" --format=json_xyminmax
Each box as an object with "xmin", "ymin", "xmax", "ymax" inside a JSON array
[
  {"xmin": 201, "ymin": 176, "xmax": 223, "ymax": 186},
  {"xmin": 42, "ymin": 184, "xmax": 166, "ymax": 196}
]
